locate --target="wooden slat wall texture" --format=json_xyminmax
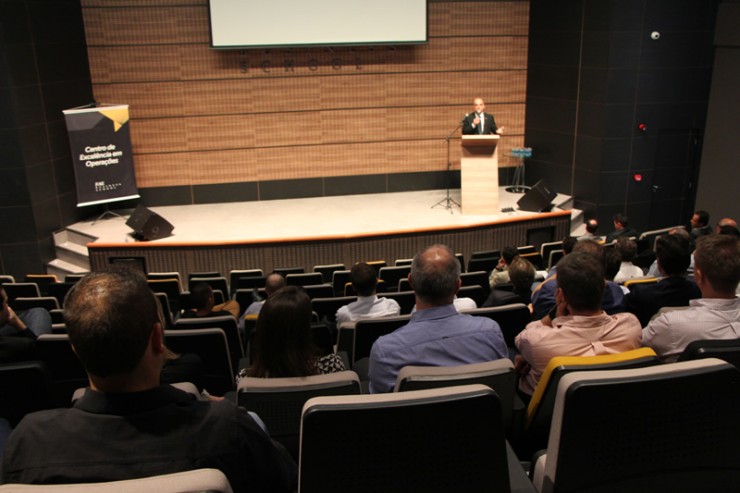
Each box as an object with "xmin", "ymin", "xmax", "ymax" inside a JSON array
[
  {"xmin": 81, "ymin": 0, "xmax": 529, "ymax": 188},
  {"xmin": 89, "ymin": 214, "xmax": 570, "ymax": 279}
]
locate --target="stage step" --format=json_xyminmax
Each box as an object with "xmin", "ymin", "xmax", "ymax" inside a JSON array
[
  {"xmin": 570, "ymin": 209, "xmax": 585, "ymax": 236},
  {"xmin": 46, "ymin": 228, "xmax": 97, "ymax": 276}
]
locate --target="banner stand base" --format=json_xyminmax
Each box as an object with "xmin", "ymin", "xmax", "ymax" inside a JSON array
[{"xmin": 92, "ymin": 205, "xmax": 124, "ymax": 226}]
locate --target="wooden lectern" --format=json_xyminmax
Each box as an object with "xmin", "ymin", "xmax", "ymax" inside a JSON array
[{"xmin": 460, "ymin": 135, "xmax": 500, "ymax": 215}]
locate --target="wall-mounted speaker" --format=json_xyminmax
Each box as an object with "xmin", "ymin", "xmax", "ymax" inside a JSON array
[
  {"xmin": 517, "ymin": 180, "xmax": 557, "ymax": 212},
  {"xmin": 125, "ymin": 205, "xmax": 174, "ymax": 241}
]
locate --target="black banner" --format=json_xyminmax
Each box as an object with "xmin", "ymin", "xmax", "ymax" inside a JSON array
[{"xmin": 63, "ymin": 104, "xmax": 140, "ymax": 207}]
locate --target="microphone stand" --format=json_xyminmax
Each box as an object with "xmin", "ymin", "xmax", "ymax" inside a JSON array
[{"xmin": 432, "ymin": 119, "xmax": 465, "ymax": 213}]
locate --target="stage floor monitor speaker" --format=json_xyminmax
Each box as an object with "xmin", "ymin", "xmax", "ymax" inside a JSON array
[
  {"xmin": 126, "ymin": 205, "xmax": 174, "ymax": 241},
  {"xmin": 517, "ymin": 180, "xmax": 557, "ymax": 212}
]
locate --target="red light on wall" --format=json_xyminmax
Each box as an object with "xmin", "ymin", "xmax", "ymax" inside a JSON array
[
  {"xmin": 638, "ymin": 123, "xmax": 647, "ymax": 132},
  {"xmin": 633, "ymin": 174, "xmax": 643, "ymax": 182}
]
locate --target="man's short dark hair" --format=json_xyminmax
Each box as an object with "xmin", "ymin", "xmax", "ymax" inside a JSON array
[
  {"xmin": 718, "ymin": 225, "xmax": 740, "ymax": 238},
  {"xmin": 585, "ymin": 219, "xmax": 598, "ymax": 234},
  {"xmin": 562, "ymin": 236, "xmax": 577, "ymax": 254},
  {"xmin": 613, "ymin": 213, "xmax": 629, "ymax": 227},
  {"xmin": 694, "ymin": 210, "xmax": 710, "ymax": 227},
  {"xmin": 616, "ymin": 237, "xmax": 637, "ymax": 262},
  {"xmin": 351, "ymin": 262, "xmax": 378, "ymax": 297},
  {"xmin": 508, "ymin": 257, "xmax": 535, "ymax": 292},
  {"xmin": 603, "ymin": 248, "xmax": 622, "ymax": 281},
  {"xmin": 63, "ymin": 269, "xmax": 158, "ymax": 378},
  {"xmin": 189, "ymin": 282, "xmax": 213, "ymax": 310},
  {"xmin": 410, "ymin": 244, "xmax": 460, "ymax": 306},
  {"xmin": 655, "ymin": 234, "xmax": 691, "ymax": 276},
  {"xmin": 556, "ymin": 252, "xmax": 605, "ymax": 312},
  {"xmin": 502, "ymin": 246, "xmax": 519, "ymax": 265},
  {"xmin": 694, "ymin": 235, "xmax": 740, "ymax": 294},
  {"xmin": 572, "ymin": 238, "xmax": 604, "ymax": 260}
]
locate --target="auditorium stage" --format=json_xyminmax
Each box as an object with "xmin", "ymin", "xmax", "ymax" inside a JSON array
[{"xmin": 68, "ymin": 188, "xmax": 575, "ymax": 277}]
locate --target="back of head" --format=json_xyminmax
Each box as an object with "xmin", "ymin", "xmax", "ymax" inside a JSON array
[
  {"xmin": 694, "ymin": 210, "xmax": 710, "ymax": 227},
  {"xmin": 351, "ymin": 262, "xmax": 378, "ymax": 297},
  {"xmin": 410, "ymin": 244, "xmax": 460, "ymax": 306},
  {"xmin": 249, "ymin": 285, "xmax": 316, "ymax": 377},
  {"xmin": 603, "ymin": 248, "xmax": 622, "ymax": 281},
  {"xmin": 616, "ymin": 237, "xmax": 637, "ymax": 262},
  {"xmin": 613, "ymin": 213, "xmax": 629, "ymax": 228},
  {"xmin": 556, "ymin": 252, "xmax": 606, "ymax": 312},
  {"xmin": 562, "ymin": 236, "xmax": 577, "ymax": 254},
  {"xmin": 694, "ymin": 235, "xmax": 740, "ymax": 294},
  {"xmin": 63, "ymin": 269, "xmax": 158, "ymax": 378},
  {"xmin": 586, "ymin": 219, "xmax": 599, "ymax": 234},
  {"xmin": 572, "ymin": 238, "xmax": 604, "ymax": 261},
  {"xmin": 718, "ymin": 225, "xmax": 740, "ymax": 238},
  {"xmin": 655, "ymin": 234, "xmax": 691, "ymax": 276},
  {"xmin": 189, "ymin": 282, "xmax": 213, "ymax": 310},
  {"xmin": 502, "ymin": 246, "xmax": 519, "ymax": 265},
  {"xmin": 264, "ymin": 272, "xmax": 286, "ymax": 296},
  {"xmin": 508, "ymin": 257, "xmax": 535, "ymax": 292}
]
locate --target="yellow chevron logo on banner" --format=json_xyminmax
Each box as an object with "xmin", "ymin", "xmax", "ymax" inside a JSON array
[{"xmin": 98, "ymin": 107, "xmax": 130, "ymax": 132}]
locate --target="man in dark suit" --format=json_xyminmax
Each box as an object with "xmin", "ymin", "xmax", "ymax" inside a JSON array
[
  {"xmin": 462, "ymin": 97, "xmax": 505, "ymax": 135},
  {"xmin": 604, "ymin": 213, "xmax": 639, "ymax": 244},
  {"xmin": 624, "ymin": 233, "xmax": 701, "ymax": 326}
]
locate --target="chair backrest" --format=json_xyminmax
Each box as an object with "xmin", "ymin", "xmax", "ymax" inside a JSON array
[
  {"xmin": 47, "ymin": 281, "xmax": 75, "ymax": 307},
  {"xmin": 300, "ymin": 284, "xmax": 335, "ymax": 300},
  {"xmin": 310, "ymin": 296, "xmax": 357, "ymax": 326},
  {"xmin": 547, "ymin": 249, "xmax": 564, "ymax": 270},
  {"xmin": 519, "ymin": 251, "xmax": 544, "ymax": 270},
  {"xmin": 299, "ymin": 385, "xmax": 509, "ymax": 493},
  {"xmin": 237, "ymin": 371, "xmax": 361, "ymax": 460},
  {"xmin": 0, "ymin": 274, "xmax": 16, "ymax": 284},
  {"xmin": 23, "ymin": 274, "xmax": 58, "ymax": 295},
  {"xmin": 0, "ymin": 468, "xmax": 234, "ymax": 493},
  {"xmin": 164, "ymin": 328, "xmax": 234, "ymax": 395},
  {"xmin": 312, "ymin": 264, "xmax": 345, "ymax": 283},
  {"xmin": 147, "ymin": 272, "xmax": 182, "ymax": 290},
  {"xmin": 459, "ymin": 271, "xmax": 491, "ymax": 294},
  {"xmin": 526, "ymin": 348, "xmax": 660, "ymax": 436},
  {"xmin": 153, "ymin": 292, "xmax": 174, "ymax": 329},
  {"xmin": 378, "ymin": 290, "xmax": 416, "ymax": 315},
  {"xmin": 35, "ymin": 334, "xmax": 89, "ymax": 407},
  {"xmin": 470, "ymin": 249, "xmax": 501, "ymax": 260},
  {"xmin": 535, "ymin": 359, "xmax": 740, "ymax": 493},
  {"xmin": 12, "ymin": 296, "xmax": 60, "ymax": 311},
  {"xmin": 639, "ymin": 224, "xmax": 685, "ymax": 250},
  {"xmin": 678, "ymin": 338, "xmax": 740, "ymax": 368},
  {"xmin": 228, "ymin": 269, "xmax": 263, "ymax": 295},
  {"xmin": 285, "ymin": 272, "xmax": 324, "ymax": 287},
  {"xmin": 466, "ymin": 257, "xmax": 499, "ymax": 276},
  {"xmin": 147, "ymin": 278, "xmax": 182, "ymax": 313},
  {"xmin": 188, "ymin": 276, "xmax": 229, "ymax": 299},
  {"xmin": 517, "ymin": 245, "xmax": 537, "ymax": 255},
  {"xmin": 64, "ymin": 274, "xmax": 85, "ymax": 283},
  {"xmin": 456, "ymin": 285, "xmax": 487, "ymax": 308},
  {"xmin": 331, "ymin": 270, "xmax": 351, "ymax": 296},
  {"xmin": 394, "ymin": 359, "xmax": 517, "ymax": 429},
  {"xmin": 2, "ymin": 283, "xmax": 41, "ymax": 303},
  {"xmin": 460, "ymin": 304, "xmax": 531, "ymax": 348},
  {"xmin": 187, "ymin": 271, "xmax": 220, "ymax": 283},
  {"xmin": 397, "ymin": 277, "xmax": 411, "ymax": 292},
  {"xmin": 236, "ymin": 275, "xmax": 267, "ymax": 291},
  {"xmin": 173, "ymin": 316, "xmax": 242, "ymax": 377},
  {"xmin": 274, "ymin": 266, "xmax": 305, "ymax": 276},
  {"xmin": 394, "ymin": 258, "xmax": 413, "ymax": 266},
  {"xmin": 623, "ymin": 277, "xmax": 658, "ymax": 288},
  {"xmin": 338, "ymin": 315, "xmax": 411, "ymax": 366},
  {"xmin": 0, "ymin": 361, "xmax": 52, "ymax": 427},
  {"xmin": 378, "ymin": 265, "xmax": 411, "ymax": 292},
  {"xmin": 540, "ymin": 240, "xmax": 563, "ymax": 260}
]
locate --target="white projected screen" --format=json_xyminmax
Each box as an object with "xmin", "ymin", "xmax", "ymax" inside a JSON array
[{"xmin": 208, "ymin": 0, "xmax": 427, "ymax": 49}]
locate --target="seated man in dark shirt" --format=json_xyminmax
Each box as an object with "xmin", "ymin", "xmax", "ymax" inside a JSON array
[
  {"xmin": 625, "ymin": 233, "xmax": 701, "ymax": 326},
  {"xmin": 1, "ymin": 269, "xmax": 295, "ymax": 492},
  {"xmin": 0, "ymin": 285, "xmax": 48, "ymax": 363},
  {"xmin": 180, "ymin": 282, "xmax": 239, "ymax": 319},
  {"xmin": 483, "ymin": 257, "xmax": 535, "ymax": 307}
]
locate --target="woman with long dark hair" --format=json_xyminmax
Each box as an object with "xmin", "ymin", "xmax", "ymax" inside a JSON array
[{"xmin": 238, "ymin": 286, "xmax": 345, "ymax": 379}]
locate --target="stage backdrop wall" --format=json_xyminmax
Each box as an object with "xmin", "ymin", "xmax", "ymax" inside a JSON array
[{"xmin": 80, "ymin": 0, "xmax": 529, "ymax": 205}]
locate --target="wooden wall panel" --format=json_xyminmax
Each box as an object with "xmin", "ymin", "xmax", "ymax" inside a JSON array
[{"xmin": 81, "ymin": 1, "xmax": 529, "ymax": 190}]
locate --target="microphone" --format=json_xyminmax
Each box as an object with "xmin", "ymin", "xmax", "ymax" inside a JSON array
[{"xmin": 460, "ymin": 113, "xmax": 469, "ymax": 124}]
